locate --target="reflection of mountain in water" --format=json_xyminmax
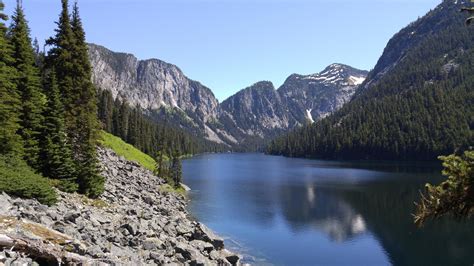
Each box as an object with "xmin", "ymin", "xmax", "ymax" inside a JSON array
[
  {"xmin": 279, "ymin": 183, "xmax": 367, "ymax": 242},
  {"xmin": 277, "ymin": 178, "xmax": 474, "ymax": 266},
  {"xmin": 341, "ymin": 181, "xmax": 474, "ymax": 266}
]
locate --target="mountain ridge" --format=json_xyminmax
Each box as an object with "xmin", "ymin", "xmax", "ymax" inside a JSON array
[
  {"xmin": 267, "ymin": 0, "xmax": 474, "ymax": 160},
  {"xmin": 88, "ymin": 43, "xmax": 367, "ymax": 149}
]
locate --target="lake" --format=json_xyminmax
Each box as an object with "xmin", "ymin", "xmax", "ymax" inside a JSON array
[{"xmin": 182, "ymin": 153, "xmax": 474, "ymax": 266}]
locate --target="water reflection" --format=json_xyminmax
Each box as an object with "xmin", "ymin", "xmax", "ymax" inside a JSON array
[
  {"xmin": 279, "ymin": 183, "xmax": 367, "ymax": 242},
  {"xmin": 183, "ymin": 154, "xmax": 474, "ymax": 266}
]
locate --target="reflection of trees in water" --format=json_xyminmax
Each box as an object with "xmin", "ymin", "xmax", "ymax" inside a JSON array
[
  {"xmin": 277, "ymin": 179, "xmax": 474, "ymax": 265},
  {"xmin": 341, "ymin": 182, "xmax": 474, "ymax": 266},
  {"xmin": 278, "ymin": 183, "xmax": 367, "ymax": 242},
  {"xmin": 332, "ymin": 160, "xmax": 442, "ymax": 175}
]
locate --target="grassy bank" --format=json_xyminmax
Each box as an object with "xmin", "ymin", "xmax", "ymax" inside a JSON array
[
  {"xmin": 99, "ymin": 131, "xmax": 156, "ymax": 172},
  {"xmin": 99, "ymin": 131, "xmax": 187, "ymax": 194}
]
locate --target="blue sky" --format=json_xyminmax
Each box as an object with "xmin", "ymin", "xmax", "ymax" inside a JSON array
[{"xmin": 4, "ymin": 0, "xmax": 440, "ymax": 101}]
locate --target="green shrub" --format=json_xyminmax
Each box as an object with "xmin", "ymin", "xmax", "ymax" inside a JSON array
[
  {"xmin": 0, "ymin": 156, "xmax": 57, "ymax": 205},
  {"xmin": 414, "ymin": 150, "xmax": 474, "ymax": 226}
]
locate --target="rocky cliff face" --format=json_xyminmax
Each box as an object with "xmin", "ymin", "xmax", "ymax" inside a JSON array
[
  {"xmin": 219, "ymin": 81, "xmax": 291, "ymax": 140},
  {"xmin": 220, "ymin": 64, "xmax": 368, "ymax": 144},
  {"xmin": 88, "ymin": 44, "xmax": 224, "ymax": 144},
  {"xmin": 89, "ymin": 44, "xmax": 367, "ymax": 148},
  {"xmin": 0, "ymin": 148, "xmax": 240, "ymax": 265},
  {"xmin": 279, "ymin": 64, "xmax": 368, "ymax": 122}
]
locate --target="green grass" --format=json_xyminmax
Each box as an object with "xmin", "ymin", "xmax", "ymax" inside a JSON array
[
  {"xmin": 99, "ymin": 131, "xmax": 156, "ymax": 171},
  {"xmin": 0, "ymin": 156, "xmax": 57, "ymax": 206},
  {"xmin": 99, "ymin": 131, "xmax": 189, "ymax": 195},
  {"xmin": 159, "ymin": 183, "xmax": 186, "ymax": 196}
]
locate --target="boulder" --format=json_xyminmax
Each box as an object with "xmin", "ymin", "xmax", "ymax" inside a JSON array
[
  {"xmin": 120, "ymin": 223, "xmax": 138, "ymax": 236},
  {"xmin": 0, "ymin": 147, "xmax": 241, "ymax": 265},
  {"xmin": 142, "ymin": 238, "xmax": 164, "ymax": 250},
  {"xmin": 64, "ymin": 212, "xmax": 80, "ymax": 223},
  {"xmin": 190, "ymin": 240, "xmax": 214, "ymax": 253},
  {"xmin": 193, "ymin": 223, "xmax": 225, "ymax": 250}
]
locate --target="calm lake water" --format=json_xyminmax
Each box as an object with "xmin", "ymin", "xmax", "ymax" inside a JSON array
[{"xmin": 182, "ymin": 153, "xmax": 474, "ymax": 266}]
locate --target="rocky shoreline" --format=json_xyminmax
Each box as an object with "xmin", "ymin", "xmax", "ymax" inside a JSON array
[{"xmin": 0, "ymin": 148, "xmax": 241, "ymax": 265}]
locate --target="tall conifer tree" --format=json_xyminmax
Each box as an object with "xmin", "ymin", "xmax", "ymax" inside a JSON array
[
  {"xmin": 0, "ymin": 1, "xmax": 21, "ymax": 157},
  {"xmin": 8, "ymin": 0, "xmax": 44, "ymax": 168},
  {"xmin": 70, "ymin": 1, "xmax": 103, "ymax": 197},
  {"xmin": 47, "ymin": 0, "xmax": 103, "ymax": 197},
  {"xmin": 46, "ymin": 0, "xmax": 74, "ymax": 107},
  {"xmin": 39, "ymin": 69, "xmax": 77, "ymax": 191}
]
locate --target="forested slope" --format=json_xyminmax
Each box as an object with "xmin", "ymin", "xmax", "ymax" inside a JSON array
[{"xmin": 267, "ymin": 0, "xmax": 474, "ymax": 160}]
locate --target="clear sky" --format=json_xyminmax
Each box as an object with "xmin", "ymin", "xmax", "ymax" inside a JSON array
[{"xmin": 4, "ymin": 0, "xmax": 440, "ymax": 101}]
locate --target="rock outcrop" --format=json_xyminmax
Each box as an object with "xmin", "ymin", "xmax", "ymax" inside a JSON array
[
  {"xmin": 220, "ymin": 64, "xmax": 368, "ymax": 143},
  {"xmin": 0, "ymin": 148, "xmax": 240, "ymax": 265},
  {"xmin": 88, "ymin": 44, "xmax": 367, "ymax": 148}
]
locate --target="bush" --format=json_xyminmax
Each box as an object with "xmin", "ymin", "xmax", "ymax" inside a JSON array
[
  {"xmin": 414, "ymin": 150, "xmax": 474, "ymax": 226},
  {"xmin": 0, "ymin": 156, "xmax": 57, "ymax": 205}
]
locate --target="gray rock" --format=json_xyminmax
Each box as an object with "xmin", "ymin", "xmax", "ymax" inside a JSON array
[
  {"xmin": 64, "ymin": 212, "xmax": 80, "ymax": 223},
  {"xmin": 87, "ymin": 245, "xmax": 104, "ymax": 258},
  {"xmin": 142, "ymin": 238, "xmax": 164, "ymax": 251},
  {"xmin": 0, "ymin": 193, "xmax": 13, "ymax": 215},
  {"xmin": 190, "ymin": 240, "xmax": 214, "ymax": 253},
  {"xmin": 46, "ymin": 210, "xmax": 61, "ymax": 221},
  {"xmin": 209, "ymin": 250, "xmax": 232, "ymax": 266},
  {"xmin": 193, "ymin": 223, "xmax": 225, "ymax": 250},
  {"xmin": 0, "ymin": 147, "xmax": 241, "ymax": 265},
  {"xmin": 174, "ymin": 253, "xmax": 187, "ymax": 263},
  {"xmin": 164, "ymin": 223, "xmax": 177, "ymax": 236},
  {"xmin": 121, "ymin": 223, "xmax": 138, "ymax": 236},
  {"xmin": 176, "ymin": 222, "xmax": 193, "ymax": 236},
  {"xmin": 39, "ymin": 215, "xmax": 54, "ymax": 227},
  {"xmin": 142, "ymin": 195, "xmax": 154, "ymax": 205}
]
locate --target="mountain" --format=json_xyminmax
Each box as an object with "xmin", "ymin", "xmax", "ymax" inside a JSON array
[
  {"xmin": 218, "ymin": 81, "xmax": 291, "ymax": 146},
  {"xmin": 219, "ymin": 64, "xmax": 368, "ymax": 146},
  {"xmin": 267, "ymin": 0, "xmax": 474, "ymax": 160},
  {"xmin": 88, "ymin": 44, "xmax": 226, "ymax": 143},
  {"xmin": 278, "ymin": 64, "xmax": 367, "ymax": 123},
  {"xmin": 88, "ymin": 44, "xmax": 367, "ymax": 149}
]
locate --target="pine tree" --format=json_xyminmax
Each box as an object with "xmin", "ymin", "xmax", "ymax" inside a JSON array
[
  {"xmin": 118, "ymin": 100, "xmax": 129, "ymax": 140},
  {"xmin": 46, "ymin": 0, "xmax": 74, "ymax": 108},
  {"xmin": 98, "ymin": 89, "xmax": 113, "ymax": 132},
  {"xmin": 46, "ymin": 0, "xmax": 103, "ymax": 197},
  {"xmin": 8, "ymin": 0, "xmax": 44, "ymax": 168},
  {"xmin": 70, "ymin": 1, "xmax": 103, "ymax": 197},
  {"xmin": 170, "ymin": 151, "xmax": 182, "ymax": 188},
  {"xmin": 0, "ymin": 1, "xmax": 22, "ymax": 157},
  {"xmin": 39, "ymin": 69, "xmax": 77, "ymax": 192}
]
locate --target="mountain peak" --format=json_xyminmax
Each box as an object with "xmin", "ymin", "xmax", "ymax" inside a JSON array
[
  {"xmin": 298, "ymin": 64, "xmax": 367, "ymax": 86},
  {"xmin": 249, "ymin": 81, "xmax": 275, "ymax": 89}
]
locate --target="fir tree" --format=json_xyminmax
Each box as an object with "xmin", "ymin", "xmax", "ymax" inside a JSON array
[
  {"xmin": 170, "ymin": 151, "xmax": 182, "ymax": 188},
  {"xmin": 70, "ymin": 1, "xmax": 103, "ymax": 197},
  {"xmin": 46, "ymin": 0, "xmax": 103, "ymax": 197},
  {"xmin": 46, "ymin": 0, "xmax": 74, "ymax": 108},
  {"xmin": 0, "ymin": 1, "xmax": 22, "ymax": 157},
  {"xmin": 154, "ymin": 149, "xmax": 167, "ymax": 178},
  {"xmin": 98, "ymin": 89, "xmax": 113, "ymax": 132},
  {"xmin": 8, "ymin": 0, "xmax": 44, "ymax": 168},
  {"xmin": 39, "ymin": 69, "xmax": 77, "ymax": 192}
]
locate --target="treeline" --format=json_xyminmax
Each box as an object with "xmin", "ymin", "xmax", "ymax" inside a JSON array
[
  {"xmin": 97, "ymin": 89, "xmax": 227, "ymax": 158},
  {"xmin": 0, "ymin": 0, "xmax": 102, "ymax": 201},
  {"xmin": 267, "ymin": 16, "xmax": 474, "ymax": 160}
]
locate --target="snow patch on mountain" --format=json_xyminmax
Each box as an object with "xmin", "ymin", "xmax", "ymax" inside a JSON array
[
  {"xmin": 349, "ymin": 76, "xmax": 365, "ymax": 85},
  {"xmin": 305, "ymin": 109, "xmax": 315, "ymax": 123}
]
